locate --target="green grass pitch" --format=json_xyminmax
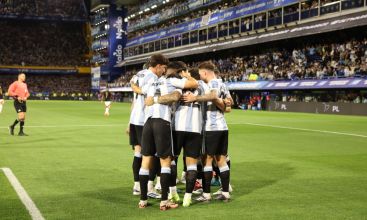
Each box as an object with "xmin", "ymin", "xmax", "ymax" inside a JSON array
[{"xmin": 0, "ymin": 100, "xmax": 367, "ymax": 219}]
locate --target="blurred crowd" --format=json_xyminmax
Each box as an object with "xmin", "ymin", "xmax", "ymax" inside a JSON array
[
  {"xmin": 0, "ymin": 20, "xmax": 89, "ymax": 66},
  {"xmin": 0, "ymin": 74, "xmax": 91, "ymax": 96},
  {"xmin": 111, "ymin": 37, "xmax": 367, "ymax": 87},
  {"xmin": 0, "ymin": 0, "xmax": 87, "ymax": 18}
]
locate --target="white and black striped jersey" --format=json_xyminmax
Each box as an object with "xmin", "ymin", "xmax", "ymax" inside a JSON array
[
  {"xmin": 204, "ymin": 78, "xmax": 229, "ymax": 131},
  {"xmin": 145, "ymin": 76, "xmax": 187, "ymax": 123},
  {"xmin": 129, "ymin": 69, "xmax": 158, "ymax": 126}
]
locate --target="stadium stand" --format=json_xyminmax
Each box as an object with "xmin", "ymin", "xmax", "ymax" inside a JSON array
[
  {"xmin": 0, "ymin": 20, "xmax": 89, "ymax": 66},
  {"xmin": 110, "ymin": 34, "xmax": 367, "ymax": 88},
  {"xmin": 0, "ymin": 0, "xmax": 87, "ymax": 19}
]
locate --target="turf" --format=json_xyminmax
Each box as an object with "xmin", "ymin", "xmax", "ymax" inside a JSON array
[{"xmin": 0, "ymin": 100, "xmax": 367, "ymax": 219}]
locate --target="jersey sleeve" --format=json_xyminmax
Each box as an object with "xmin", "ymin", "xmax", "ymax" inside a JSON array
[
  {"xmin": 7, "ymin": 82, "xmax": 17, "ymax": 97},
  {"xmin": 169, "ymin": 77, "xmax": 187, "ymax": 89}
]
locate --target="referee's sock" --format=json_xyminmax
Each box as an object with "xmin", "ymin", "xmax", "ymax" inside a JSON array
[
  {"xmin": 19, "ymin": 121, "xmax": 25, "ymax": 133},
  {"xmin": 11, "ymin": 119, "xmax": 19, "ymax": 128}
]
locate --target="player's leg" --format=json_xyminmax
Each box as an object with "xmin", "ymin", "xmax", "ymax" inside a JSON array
[
  {"xmin": 104, "ymin": 102, "xmax": 111, "ymax": 116},
  {"xmin": 153, "ymin": 119, "xmax": 178, "ymax": 210},
  {"xmin": 159, "ymin": 157, "xmax": 178, "ymax": 210},
  {"xmin": 130, "ymin": 124, "xmax": 142, "ymax": 195},
  {"xmin": 18, "ymin": 111, "xmax": 27, "ymax": 136},
  {"xmin": 168, "ymin": 157, "xmax": 179, "ymax": 202},
  {"xmin": 9, "ymin": 101, "xmax": 21, "ymax": 135},
  {"xmin": 214, "ymin": 131, "xmax": 230, "ymax": 202},
  {"xmin": 180, "ymin": 156, "xmax": 187, "ymax": 184},
  {"xmin": 0, "ymin": 99, "xmax": 4, "ymax": 113},
  {"xmin": 148, "ymin": 155, "xmax": 161, "ymax": 199},
  {"xmin": 138, "ymin": 120, "xmax": 155, "ymax": 208},
  {"xmin": 182, "ymin": 132, "xmax": 201, "ymax": 207}
]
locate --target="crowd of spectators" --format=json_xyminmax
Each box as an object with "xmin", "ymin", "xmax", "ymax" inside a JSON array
[
  {"xmin": 0, "ymin": 74, "xmax": 91, "ymax": 98},
  {"xmin": 0, "ymin": 0, "xmax": 87, "ymax": 19},
  {"xmin": 0, "ymin": 20, "xmax": 89, "ymax": 66},
  {"xmin": 112, "ymin": 37, "xmax": 367, "ymax": 87},
  {"xmin": 127, "ymin": 0, "xmax": 244, "ymax": 39},
  {"xmin": 189, "ymin": 38, "xmax": 367, "ymax": 82}
]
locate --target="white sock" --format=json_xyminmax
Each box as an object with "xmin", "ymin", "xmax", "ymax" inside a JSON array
[
  {"xmin": 156, "ymin": 176, "xmax": 160, "ymax": 185},
  {"xmin": 203, "ymin": 193, "xmax": 211, "ymax": 199},
  {"xmin": 169, "ymin": 186, "xmax": 177, "ymax": 195},
  {"xmin": 105, "ymin": 108, "xmax": 109, "ymax": 113},
  {"xmin": 148, "ymin": 180, "xmax": 154, "ymax": 192},
  {"xmin": 134, "ymin": 181, "xmax": 140, "ymax": 189},
  {"xmin": 184, "ymin": 193, "xmax": 192, "ymax": 199},
  {"xmin": 0, "ymin": 104, "xmax": 2, "ymax": 113},
  {"xmin": 222, "ymin": 192, "xmax": 230, "ymax": 198}
]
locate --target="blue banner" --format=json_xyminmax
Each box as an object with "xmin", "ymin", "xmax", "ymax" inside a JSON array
[
  {"xmin": 226, "ymin": 78, "xmax": 367, "ymax": 90},
  {"xmin": 127, "ymin": 0, "xmax": 299, "ymax": 47},
  {"xmin": 108, "ymin": 4, "xmax": 127, "ymax": 76}
]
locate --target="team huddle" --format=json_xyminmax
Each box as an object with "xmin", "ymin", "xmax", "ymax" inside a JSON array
[{"xmin": 127, "ymin": 54, "xmax": 233, "ymax": 210}]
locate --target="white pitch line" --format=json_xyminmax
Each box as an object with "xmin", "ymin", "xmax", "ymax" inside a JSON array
[
  {"xmin": 1, "ymin": 168, "xmax": 45, "ymax": 220},
  {"xmin": 228, "ymin": 122, "xmax": 367, "ymax": 138}
]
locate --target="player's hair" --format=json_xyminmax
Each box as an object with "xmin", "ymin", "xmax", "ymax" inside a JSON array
[
  {"xmin": 149, "ymin": 54, "xmax": 169, "ymax": 67},
  {"xmin": 167, "ymin": 61, "xmax": 187, "ymax": 72},
  {"xmin": 214, "ymin": 69, "xmax": 220, "ymax": 75},
  {"xmin": 166, "ymin": 61, "xmax": 188, "ymax": 78},
  {"xmin": 189, "ymin": 68, "xmax": 200, "ymax": 80},
  {"xmin": 198, "ymin": 61, "xmax": 216, "ymax": 72}
]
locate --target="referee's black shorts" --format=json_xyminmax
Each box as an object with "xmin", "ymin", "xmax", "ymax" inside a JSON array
[
  {"xmin": 141, "ymin": 118, "xmax": 173, "ymax": 158},
  {"xmin": 129, "ymin": 124, "xmax": 143, "ymax": 148},
  {"xmin": 173, "ymin": 131, "xmax": 202, "ymax": 158},
  {"xmin": 14, "ymin": 100, "xmax": 27, "ymax": 113},
  {"xmin": 204, "ymin": 130, "xmax": 228, "ymax": 156}
]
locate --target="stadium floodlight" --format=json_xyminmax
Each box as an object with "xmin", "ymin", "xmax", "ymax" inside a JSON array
[
  {"xmin": 166, "ymin": 0, "xmax": 170, "ymax": 2},
  {"xmin": 163, "ymin": 0, "xmax": 166, "ymax": 4},
  {"xmin": 151, "ymin": 5, "xmax": 157, "ymax": 9},
  {"xmin": 138, "ymin": 11, "xmax": 143, "ymax": 14},
  {"xmin": 144, "ymin": 8, "xmax": 150, "ymax": 12},
  {"xmin": 124, "ymin": 18, "xmax": 128, "ymax": 22}
]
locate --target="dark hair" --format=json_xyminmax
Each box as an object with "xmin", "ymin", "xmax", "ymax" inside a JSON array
[
  {"xmin": 198, "ymin": 61, "xmax": 216, "ymax": 72},
  {"xmin": 189, "ymin": 68, "xmax": 200, "ymax": 80},
  {"xmin": 149, "ymin": 54, "xmax": 169, "ymax": 67},
  {"xmin": 167, "ymin": 61, "xmax": 187, "ymax": 71},
  {"xmin": 166, "ymin": 61, "xmax": 187, "ymax": 78}
]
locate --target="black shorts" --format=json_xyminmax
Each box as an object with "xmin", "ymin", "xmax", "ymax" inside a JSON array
[
  {"xmin": 173, "ymin": 131, "xmax": 202, "ymax": 158},
  {"xmin": 204, "ymin": 130, "xmax": 228, "ymax": 156},
  {"xmin": 129, "ymin": 124, "xmax": 143, "ymax": 148},
  {"xmin": 14, "ymin": 100, "xmax": 27, "ymax": 113},
  {"xmin": 141, "ymin": 118, "xmax": 173, "ymax": 158}
]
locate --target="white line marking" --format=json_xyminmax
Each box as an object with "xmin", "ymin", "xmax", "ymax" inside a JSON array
[
  {"xmin": 1, "ymin": 168, "xmax": 45, "ymax": 220},
  {"xmin": 228, "ymin": 122, "xmax": 367, "ymax": 138}
]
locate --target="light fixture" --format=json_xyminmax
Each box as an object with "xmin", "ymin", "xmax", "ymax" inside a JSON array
[{"xmin": 138, "ymin": 11, "xmax": 143, "ymax": 14}]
